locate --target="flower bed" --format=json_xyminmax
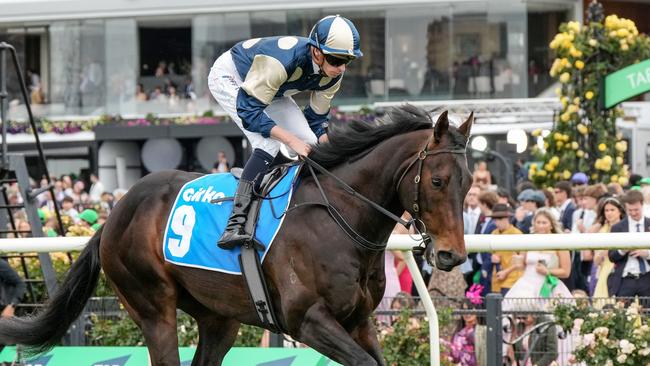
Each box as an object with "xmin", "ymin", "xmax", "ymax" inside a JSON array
[
  {"xmin": 4, "ymin": 107, "xmax": 382, "ymax": 135},
  {"xmin": 554, "ymin": 300, "xmax": 650, "ymax": 365}
]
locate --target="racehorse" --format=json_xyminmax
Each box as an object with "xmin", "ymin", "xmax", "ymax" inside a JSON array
[{"xmin": 0, "ymin": 105, "xmax": 473, "ymax": 366}]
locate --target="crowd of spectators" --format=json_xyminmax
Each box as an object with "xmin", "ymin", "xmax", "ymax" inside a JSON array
[
  {"xmin": 375, "ymin": 161, "xmax": 650, "ymax": 365},
  {"xmin": 3, "ymin": 158, "xmax": 650, "ymax": 364},
  {"xmin": 135, "ymin": 62, "xmax": 196, "ymax": 112},
  {"xmin": 0, "ymin": 172, "xmax": 127, "ymax": 324},
  {"xmin": 3, "ymin": 173, "xmax": 125, "ymax": 240}
]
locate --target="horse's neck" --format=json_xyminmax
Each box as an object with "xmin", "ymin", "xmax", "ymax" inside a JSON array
[
  {"xmin": 324, "ymin": 130, "xmax": 428, "ymax": 239},
  {"xmin": 337, "ymin": 129, "xmax": 426, "ymax": 200}
]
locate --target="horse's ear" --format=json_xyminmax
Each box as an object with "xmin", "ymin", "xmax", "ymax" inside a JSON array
[
  {"xmin": 433, "ymin": 110, "xmax": 449, "ymax": 143},
  {"xmin": 458, "ymin": 112, "xmax": 474, "ymax": 138}
]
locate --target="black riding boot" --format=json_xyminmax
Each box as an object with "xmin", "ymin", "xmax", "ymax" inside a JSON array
[{"xmin": 217, "ymin": 179, "xmax": 256, "ymax": 249}]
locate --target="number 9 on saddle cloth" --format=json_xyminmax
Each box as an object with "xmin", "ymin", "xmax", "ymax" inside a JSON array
[{"xmin": 162, "ymin": 164, "xmax": 300, "ymax": 275}]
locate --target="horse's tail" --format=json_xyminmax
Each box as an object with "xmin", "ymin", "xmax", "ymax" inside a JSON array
[{"xmin": 0, "ymin": 227, "xmax": 103, "ymax": 355}]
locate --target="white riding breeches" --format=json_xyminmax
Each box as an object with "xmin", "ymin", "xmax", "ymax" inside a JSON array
[{"xmin": 208, "ymin": 51, "xmax": 317, "ymax": 157}]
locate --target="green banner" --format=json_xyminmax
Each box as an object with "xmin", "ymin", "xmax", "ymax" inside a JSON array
[
  {"xmin": 0, "ymin": 346, "xmax": 340, "ymax": 366},
  {"xmin": 604, "ymin": 58, "xmax": 650, "ymax": 108}
]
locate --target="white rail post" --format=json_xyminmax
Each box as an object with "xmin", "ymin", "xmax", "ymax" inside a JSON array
[{"xmin": 403, "ymin": 250, "xmax": 439, "ymax": 366}]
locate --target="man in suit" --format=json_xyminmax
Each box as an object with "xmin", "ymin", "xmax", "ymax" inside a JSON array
[
  {"xmin": 464, "ymin": 185, "xmax": 482, "ymax": 235},
  {"xmin": 474, "ymin": 190, "xmax": 499, "ymax": 295},
  {"xmin": 554, "ymin": 180, "xmax": 576, "ymax": 233},
  {"xmin": 608, "ymin": 190, "xmax": 650, "ymax": 301},
  {"xmin": 461, "ymin": 185, "xmax": 482, "ymax": 288}
]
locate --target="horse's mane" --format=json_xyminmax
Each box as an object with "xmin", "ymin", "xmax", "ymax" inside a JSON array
[{"xmin": 310, "ymin": 104, "xmax": 436, "ymax": 168}]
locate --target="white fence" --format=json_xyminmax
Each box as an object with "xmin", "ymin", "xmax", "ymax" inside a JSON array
[{"xmin": 1, "ymin": 233, "xmax": 650, "ymax": 366}]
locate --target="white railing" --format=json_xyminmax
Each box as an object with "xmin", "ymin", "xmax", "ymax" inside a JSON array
[
  {"xmin": 1, "ymin": 233, "xmax": 649, "ymax": 366},
  {"xmin": 388, "ymin": 232, "xmax": 650, "ymax": 366}
]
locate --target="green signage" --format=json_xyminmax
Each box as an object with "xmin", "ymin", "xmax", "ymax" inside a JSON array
[
  {"xmin": 0, "ymin": 346, "xmax": 340, "ymax": 366},
  {"xmin": 604, "ymin": 58, "xmax": 650, "ymax": 108}
]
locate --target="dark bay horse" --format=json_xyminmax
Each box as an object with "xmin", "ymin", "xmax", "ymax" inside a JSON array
[{"xmin": 0, "ymin": 105, "xmax": 473, "ymax": 366}]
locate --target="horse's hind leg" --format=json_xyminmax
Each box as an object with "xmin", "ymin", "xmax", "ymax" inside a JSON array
[
  {"xmin": 177, "ymin": 295, "xmax": 240, "ymax": 366},
  {"xmin": 189, "ymin": 315, "xmax": 240, "ymax": 366},
  {"xmin": 297, "ymin": 303, "xmax": 379, "ymax": 366},
  {"xmin": 109, "ymin": 277, "xmax": 181, "ymax": 365}
]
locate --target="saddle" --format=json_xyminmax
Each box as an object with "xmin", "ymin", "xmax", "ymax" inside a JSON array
[{"xmin": 230, "ymin": 163, "xmax": 293, "ymax": 195}]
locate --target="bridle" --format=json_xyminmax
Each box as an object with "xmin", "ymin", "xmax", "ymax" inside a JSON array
[
  {"xmin": 394, "ymin": 134, "xmax": 467, "ymax": 252},
  {"xmin": 396, "ymin": 134, "xmax": 467, "ymax": 228},
  {"xmin": 296, "ymin": 132, "xmax": 467, "ymax": 254}
]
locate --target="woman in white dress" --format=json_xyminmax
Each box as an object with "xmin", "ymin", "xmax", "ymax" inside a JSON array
[{"xmin": 504, "ymin": 208, "xmax": 572, "ymax": 301}]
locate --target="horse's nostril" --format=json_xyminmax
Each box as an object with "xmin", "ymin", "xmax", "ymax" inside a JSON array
[
  {"xmin": 437, "ymin": 251, "xmax": 453, "ymax": 263},
  {"xmin": 437, "ymin": 251, "xmax": 463, "ymax": 267}
]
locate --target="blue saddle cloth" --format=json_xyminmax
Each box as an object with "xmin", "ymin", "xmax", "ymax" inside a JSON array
[{"xmin": 162, "ymin": 165, "xmax": 300, "ymax": 274}]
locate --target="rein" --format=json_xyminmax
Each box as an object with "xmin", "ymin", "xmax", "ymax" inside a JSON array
[{"xmin": 295, "ymin": 137, "xmax": 467, "ymax": 253}]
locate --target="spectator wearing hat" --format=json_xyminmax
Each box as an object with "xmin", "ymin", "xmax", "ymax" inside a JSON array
[
  {"xmin": 553, "ymin": 181, "xmax": 576, "ymax": 233},
  {"xmin": 489, "ymin": 204, "xmax": 524, "ymax": 295},
  {"xmin": 37, "ymin": 209, "xmax": 57, "ymax": 237},
  {"xmin": 608, "ymin": 190, "xmax": 650, "ymax": 302},
  {"xmin": 78, "ymin": 209, "xmax": 99, "ymax": 229},
  {"xmin": 571, "ymin": 172, "xmax": 588, "ymax": 186},
  {"xmin": 514, "ymin": 189, "xmax": 545, "ymax": 234}
]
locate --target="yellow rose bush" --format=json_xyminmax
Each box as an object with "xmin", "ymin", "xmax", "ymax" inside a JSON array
[{"xmin": 533, "ymin": 2, "xmax": 650, "ymax": 186}]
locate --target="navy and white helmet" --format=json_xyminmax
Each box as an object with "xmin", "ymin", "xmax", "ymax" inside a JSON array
[{"xmin": 308, "ymin": 15, "xmax": 363, "ymax": 58}]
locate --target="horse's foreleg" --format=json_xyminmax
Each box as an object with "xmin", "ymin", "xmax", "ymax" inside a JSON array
[
  {"xmin": 297, "ymin": 303, "xmax": 379, "ymax": 366},
  {"xmin": 190, "ymin": 316, "xmax": 240, "ymax": 366},
  {"xmin": 351, "ymin": 318, "xmax": 386, "ymax": 366}
]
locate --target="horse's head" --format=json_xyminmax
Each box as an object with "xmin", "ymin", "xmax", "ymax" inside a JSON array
[{"xmin": 397, "ymin": 111, "xmax": 473, "ymax": 271}]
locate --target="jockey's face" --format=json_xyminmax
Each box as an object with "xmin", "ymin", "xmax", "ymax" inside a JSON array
[{"xmin": 311, "ymin": 47, "xmax": 348, "ymax": 78}]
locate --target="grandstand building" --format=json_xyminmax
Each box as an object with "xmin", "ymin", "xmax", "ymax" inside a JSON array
[{"xmin": 0, "ymin": 0, "xmax": 648, "ymax": 189}]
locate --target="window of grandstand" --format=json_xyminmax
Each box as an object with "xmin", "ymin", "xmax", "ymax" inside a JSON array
[
  {"xmin": 136, "ymin": 18, "xmax": 192, "ymax": 114},
  {"xmin": 0, "ymin": 2, "xmax": 575, "ymax": 120},
  {"xmin": 527, "ymin": 2, "xmax": 573, "ymax": 97}
]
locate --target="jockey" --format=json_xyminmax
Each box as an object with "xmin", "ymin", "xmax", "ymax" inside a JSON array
[{"xmin": 208, "ymin": 15, "xmax": 363, "ymax": 249}]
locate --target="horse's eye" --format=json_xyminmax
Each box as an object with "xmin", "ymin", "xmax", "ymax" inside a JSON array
[{"xmin": 431, "ymin": 177, "xmax": 444, "ymax": 189}]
